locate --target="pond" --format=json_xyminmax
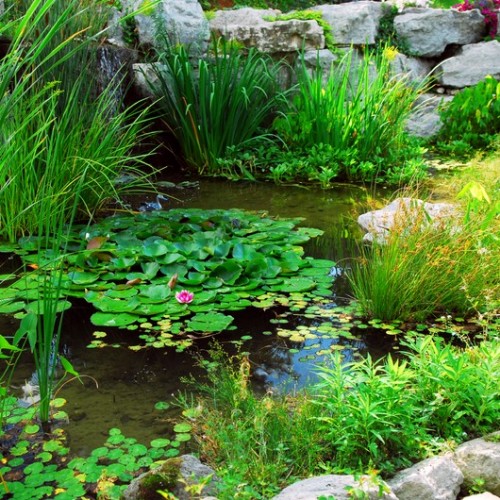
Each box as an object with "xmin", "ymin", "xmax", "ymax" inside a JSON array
[{"xmin": 2, "ymin": 179, "xmax": 397, "ymax": 455}]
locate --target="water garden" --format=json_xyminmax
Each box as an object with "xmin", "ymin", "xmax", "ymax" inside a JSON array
[{"xmin": 0, "ymin": 0, "xmax": 499, "ymax": 498}]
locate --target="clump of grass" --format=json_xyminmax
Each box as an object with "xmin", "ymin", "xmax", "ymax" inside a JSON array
[
  {"xmin": 348, "ymin": 187, "xmax": 499, "ymax": 322},
  {"xmin": 149, "ymin": 38, "xmax": 285, "ymax": 176},
  {"xmin": 273, "ymin": 47, "xmax": 428, "ymax": 183},
  {"xmin": 0, "ymin": 0, "xmax": 155, "ymax": 242}
]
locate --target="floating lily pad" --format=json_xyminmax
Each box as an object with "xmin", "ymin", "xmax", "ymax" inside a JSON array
[
  {"xmin": 91, "ymin": 312, "xmax": 139, "ymax": 327},
  {"xmin": 186, "ymin": 312, "xmax": 234, "ymax": 332}
]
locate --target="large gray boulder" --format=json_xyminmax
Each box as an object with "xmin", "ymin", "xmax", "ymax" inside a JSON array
[
  {"xmin": 272, "ymin": 474, "xmax": 397, "ymax": 500},
  {"xmin": 437, "ymin": 40, "xmax": 500, "ymax": 88},
  {"xmin": 453, "ymin": 432, "xmax": 500, "ymax": 496},
  {"xmin": 394, "ymin": 8, "xmax": 485, "ymax": 57},
  {"xmin": 387, "ymin": 455, "xmax": 464, "ymax": 500},
  {"xmin": 405, "ymin": 93, "xmax": 453, "ymax": 138},
  {"xmin": 109, "ymin": 0, "xmax": 210, "ymax": 55},
  {"xmin": 209, "ymin": 8, "xmax": 325, "ymax": 53},
  {"xmin": 312, "ymin": 1, "xmax": 385, "ymax": 45}
]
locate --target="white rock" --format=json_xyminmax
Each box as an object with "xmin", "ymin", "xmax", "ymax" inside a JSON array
[
  {"xmin": 272, "ymin": 474, "xmax": 397, "ymax": 500},
  {"xmin": 358, "ymin": 197, "xmax": 458, "ymax": 244},
  {"xmin": 312, "ymin": 1, "xmax": 385, "ymax": 46},
  {"xmin": 210, "ymin": 8, "xmax": 324, "ymax": 53},
  {"xmin": 454, "ymin": 432, "xmax": 500, "ymax": 496},
  {"xmin": 394, "ymin": 8, "xmax": 485, "ymax": 57}
]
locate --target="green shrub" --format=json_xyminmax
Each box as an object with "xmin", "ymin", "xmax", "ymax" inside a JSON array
[
  {"xmin": 435, "ymin": 76, "xmax": 500, "ymax": 157},
  {"xmin": 183, "ymin": 334, "xmax": 500, "ymax": 496}
]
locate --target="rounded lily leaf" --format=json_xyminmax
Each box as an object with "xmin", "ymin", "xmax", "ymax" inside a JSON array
[
  {"xmin": 186, "ymin": 312, "xmax": 234, "ymax": 332},
  {"xmin": 91, "ymin": 312, "xmax": 139, "ymax": 327}
]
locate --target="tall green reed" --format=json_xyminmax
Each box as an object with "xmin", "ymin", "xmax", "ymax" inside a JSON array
[
  {"xmin": 274, "ymin": 48, "xmax": 427, "ymax": 182},
  {"xmin": 0, "ymin": 0, "xmax": 156, "ymax": 242},
  {"xmin": 149, "ymin": 39, "xmax": 285, "ymax": 175}
]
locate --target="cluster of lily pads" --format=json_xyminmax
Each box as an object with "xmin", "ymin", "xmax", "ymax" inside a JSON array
[
  {"xmin": 0, "ymin": 208, "xmax": 338, "ymax": 351},
  {"xmin": 0, "ymin": 397, "xmax": 187, "ymax": 499}
]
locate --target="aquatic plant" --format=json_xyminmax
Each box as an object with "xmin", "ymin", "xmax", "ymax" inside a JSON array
[
  {"xmin": 0, "ymin": 0, "xmax": 156, "ymax": 242},
  {"xmin": 0, "ymin": 394, "xmax": 188, "ymax": 499},
  {"xmin": 0, "ymin": 208, "xmax": 336, "ymax": 352},
  {"xmin": 148, "ymin": 38, "xmax": 285, "ymax": 175}
]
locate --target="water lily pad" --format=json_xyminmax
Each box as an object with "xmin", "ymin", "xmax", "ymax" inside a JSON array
[
  {"xmin": 68, "ymin": 271, "xmax": 100, "ymax": 285},
  {"xmin": 186, "ymin": 312, "xmax": 234, "ymax": 332},
  {"xmin": 91, "ymin": 312, "xmax": 139, "ymax": 327}
]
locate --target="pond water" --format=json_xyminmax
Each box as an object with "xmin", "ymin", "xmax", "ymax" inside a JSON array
[{"xmin": 2, "ymin": 179, "xmax": 397, "ymax": 455}]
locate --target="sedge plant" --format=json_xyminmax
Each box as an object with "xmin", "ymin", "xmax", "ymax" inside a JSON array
[
  {"xmin": 0, "ymin": 0, "xmax": 156, "ymax": 242},
  {"xmin": 347, "ymin": 186, "xmax": 499, "ymax": 322}
]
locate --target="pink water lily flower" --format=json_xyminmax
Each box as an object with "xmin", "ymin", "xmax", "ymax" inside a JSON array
[{"xmin": 175, "ymin": 290, "xmax": 194, "ymax": 304}]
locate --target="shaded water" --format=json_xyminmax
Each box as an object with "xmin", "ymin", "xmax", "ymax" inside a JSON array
[{"xmin": 3, "ymin": 179, "xmax": 396, "ymax": 455}]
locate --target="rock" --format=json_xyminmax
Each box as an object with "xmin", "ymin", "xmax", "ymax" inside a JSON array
[
  {"xmin": 462, "ymin": 494, "xmax": 500, "ymax": 500},
  {"xmin": 390, "ymin": 53, "xmax": 433, "ymax": 86},
  {"xmin": 110, "ymin": 0, "xmax": 210, "ymax": 55},
  {"xmin": 405, "ymin": 93, "xmax": 453, "ymax": 138},
  {"xmin": 209, "ymin": 8, "xmax": 324, "ymax": 53},
  {"xmin": 312, "ymin": 1, "xmax": 385, "ymax": 46},
  {"xmin": 357, "ymin": 197, "xmax": 458, "ymax": 244},
  {"xmin": 122, "ymin": 454, "xmax": 219, "ymax": 500},
  {"xmin": 387, "ymin": 454, "xmax": 463, "ymax": 500},
  {"xmin": 453, "ymin": 431, "xmax": 500, "ymax": 496},
  {"xmin": 394, "ymin": 8, "xmax": 485, "ymax": 57},
  {"xmin": 437, "ymin": 40, "xmax": 500, "ymax": 88},
  {"xmin": 272, "ymin": 474, "xmax": 397, "ymax": 500},
  {"xmin": 132, "ymin": 62, "xmax": 164, "ymax": 98}
]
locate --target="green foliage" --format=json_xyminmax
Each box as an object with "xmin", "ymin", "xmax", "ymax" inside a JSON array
[
  {"xmin": 348, "ymin": 194, "xmax": 499, "ymax": 322},
  {"xmin": 273, "ymin": 48, "xmax": 428, "ymax": 183},
  {"xmin": 202, "ymin": 0, "xmax": 318, "ymax": 11},
  {"xmin": 375, "ymin": 4, "xmax": 413, "ymax": 55},
  {"xmin": 149, "ymin": 38, "xmax": 285, "ymax": 175},
  {"xmin": 183, "ymin": 335, "xmax": 500, "ymax": 496},
  {"xmin": 435, "ymin": 76, "xmax": 500, "ymax": 157},
  {"xmin": 0, "ymin": 0, "xmax": 155, "ymax": 242}
]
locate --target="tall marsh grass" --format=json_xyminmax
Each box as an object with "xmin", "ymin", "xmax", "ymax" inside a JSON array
[
  {"xmin": 274, "ymin": 48, "xmax": 428, "ymax": 182},
  {"xmin": 348, "ymin": 191, "xmax": 499, "ymax": 322}
]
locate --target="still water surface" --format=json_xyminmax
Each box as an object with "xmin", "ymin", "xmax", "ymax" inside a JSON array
[{"xmin": 3, "ymin": 179, "xmax": 395, "ymax": 454}]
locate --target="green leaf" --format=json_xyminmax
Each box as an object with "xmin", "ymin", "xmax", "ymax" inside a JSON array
[
  {"xmin": 186, "ymin": 312, "xmax": 234, "ymax": 332},
  {"xmin": 90, "ymin": 312, "xmax": 139, "ymax": 327}
]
